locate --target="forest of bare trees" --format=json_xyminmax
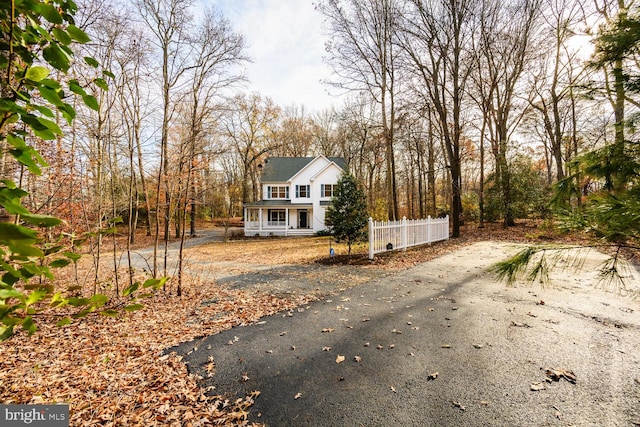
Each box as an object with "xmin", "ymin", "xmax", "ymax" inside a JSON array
[{"xmin": 3, "ymin": 0, "xmax": 638, "ymax": 289}]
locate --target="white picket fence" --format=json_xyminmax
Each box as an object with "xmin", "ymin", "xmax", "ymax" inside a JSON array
[{"xmin": 368, "ymin": 215, "xmax": 449, "ymax": 259}]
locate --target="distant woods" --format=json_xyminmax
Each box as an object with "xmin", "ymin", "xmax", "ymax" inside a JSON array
[{"xmin": 317, "ymin": 0, "xmax": 638, "ymax": 239}]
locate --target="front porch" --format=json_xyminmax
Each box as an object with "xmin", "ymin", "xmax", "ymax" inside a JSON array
[{"xmin": 244, "ymin": 203, "xmax": 314, "ymax": 237}]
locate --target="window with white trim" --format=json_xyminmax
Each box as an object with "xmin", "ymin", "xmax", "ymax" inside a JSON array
[
  {"xmin": 247, "ymin": 209, "xmax": 259, "ymax": 222},
  {"xmin": 268, "ymin": 209, "xmax": 286, "ymax": 225},
  {"xmin": 296, "ymin": 185, "xmax": 310, "ymax": 198},
  {"xmin": 321, "ymin": 184, "xmax": 336, "ymax": 198},
  {"xmin": 267, "ymin": 186, "xmax": 289, "ymax": 199}
]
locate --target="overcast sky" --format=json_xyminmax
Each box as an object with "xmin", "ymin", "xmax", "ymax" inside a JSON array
[{"xmin": 209, "ymin": 0, "xmax": 339, "ymax": 112}]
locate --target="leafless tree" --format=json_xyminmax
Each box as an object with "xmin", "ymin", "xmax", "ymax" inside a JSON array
[
  {"xmin": 136, "ymin": 0, "xmax": 195, "ymax": 277},
  {"xmin": 476, "ymin": 0, "xmax": 543, "ymax": 226},
  {"xmin": 272, "ymin": 105, "xmax": 316, "ymax": 157},
  {"xmin": 174, "ymin": 7, "xmax": 247, "ymax": 294},
  {"xmin": 334, "ymin": 96, "xmax": 385, "ymax": 208},
  {"xmin": 219, "ymin": 93, "xmax": 281, "ymax": 203},
  {"xmin": 527, "ymin": 0, "xmax": 586, "ymax": 185},
  {"xmin": 310, "ymin": 108, "xmax": 339, "ymax": 157},
  {"xmin": 399, "ymin": 0, "xmax": 479, "ymax": 236},
  {"xmin": 394, "ymin": 101, "xmax": 441, "ymax": 218},
  {"xmin": 109, "ymin": 22, "xmax": 155, "ymax": 295},
  {"xmin": 75, "ymin": 1, "xmax": 133, "ymax": 294},
  {"xmin": 317, "ymin": 0, "xmax": 403, "ymax": 220}
]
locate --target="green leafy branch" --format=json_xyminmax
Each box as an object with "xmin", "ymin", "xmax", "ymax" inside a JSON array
[
  {"xmin": 50, "ymin": 277, "xmax": 168, "ymax": 326},
  {"xmin": 0, "ymin": 1, "xmax": 159, "ymax": 341}
]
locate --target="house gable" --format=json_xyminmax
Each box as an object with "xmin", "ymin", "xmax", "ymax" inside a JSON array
[
  {"xmin": 309, "ymin": 161, "xmax": 342, "ymax": 182},
  {"xmin": 289, "ymin": 155, "xmax": 345, "ymax": 183}
]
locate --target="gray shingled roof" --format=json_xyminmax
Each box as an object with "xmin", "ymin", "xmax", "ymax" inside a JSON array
[{"xmin": 259, "ymin": 156, "xmax": 346, "ymax": 182}]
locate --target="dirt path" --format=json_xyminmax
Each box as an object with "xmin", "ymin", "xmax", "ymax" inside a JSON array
[
  {"xmin": 120, "ymin": 231, "xmax": 390, "ymax": 298},
  {"xmin": 118, "ymin": 228, "xmax": 239, "ymax": 275},
  {"xmin": 172, "ymin": 241, "xmax": 640, "ymax": 426}
]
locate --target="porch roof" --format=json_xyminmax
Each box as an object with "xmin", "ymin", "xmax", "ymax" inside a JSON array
[{"xmin": 244, "ymin": 200, "xmax": 313, "ymax": 208}]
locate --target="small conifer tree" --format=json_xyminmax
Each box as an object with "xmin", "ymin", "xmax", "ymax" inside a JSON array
[{"xmin": 325, "ymin": 173, "xmax": 369, "ymax": 254}]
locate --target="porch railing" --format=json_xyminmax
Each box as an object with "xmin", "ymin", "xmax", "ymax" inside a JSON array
[{"xmin": 244, "ymin": 220, "xmax": 313, "ymax": 236}]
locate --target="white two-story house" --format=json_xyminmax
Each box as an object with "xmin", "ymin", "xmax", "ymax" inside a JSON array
[{"xmin": 243, "ymin": 155, "xmax": 346, "ymax": 236}]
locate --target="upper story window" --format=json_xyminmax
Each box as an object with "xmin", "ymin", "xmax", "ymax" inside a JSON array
[
  {"xmin": 321, "ymin": 184, "xmax": 336, "ymax": 198},
  {"xmin": 268, "ymin": 185, "xmax": 289, "ymax": 199},
  {"xmin": 296, "ymin": 185, "xmax": 310, "ymax": 198}
]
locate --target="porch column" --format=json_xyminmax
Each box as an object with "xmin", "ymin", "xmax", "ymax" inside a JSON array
[
  {"xmin": 259, "ymin": 208, "xmax": 263, "ymax": 233},
  {"xmin": 285, "ymin": 209, "xmax": 289, "ymax": 236}
]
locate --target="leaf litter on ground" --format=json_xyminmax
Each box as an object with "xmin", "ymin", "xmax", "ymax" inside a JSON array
[{"xmin": 0, "ymin": 274, "xmax": 304, "ymax": 426}]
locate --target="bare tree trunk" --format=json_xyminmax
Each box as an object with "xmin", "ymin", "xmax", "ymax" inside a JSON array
[
  {"xmin": 92, "ymin": 115, "xmax": 105, "ymax": 295},
  {"xmin": 126, "ymin": 114, "xmax": 137, "ymax": 287},
  {"xmin": 478, "ymin": 115, "xmax": 486, "ymax": 228},
  {"xmin": 137, "ymin": 0, "xmax": 196, "ymax": 278},
  {"xmin": 108, "ymin": 135, "xmax": 120, "ymax": 296},
  {"xmin": 478, "ymin": 0, "xmax": 541, "ymax": 227},
  {"xmin": 400, "ymin": 0, "xmax": 479, "ymax": 237},
  {"xmin": 427, "ymin": 115, "xmax": 436, "ymax": 217},
  {"xmin": 569, "ymin": 84, "xmax": 581, "ymax": 206},
  {"xmin": 190, "ymin": 155, "xmax": 198, "ymax": 237},
  {"xmin": 176, "ymin": 164, "xmax": 190, "ymax": 297},
  {"xmin": 317, "ymin": 0, "xmax": 401, "ymax": 220}
]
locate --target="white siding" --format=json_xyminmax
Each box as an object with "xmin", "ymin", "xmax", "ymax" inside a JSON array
[{"xmin": 310, "ymin": 163, "xmax": 342, "ymax": 232}]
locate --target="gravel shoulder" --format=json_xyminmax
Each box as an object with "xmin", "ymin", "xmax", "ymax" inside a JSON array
[{"xmin": 173, "ymin": 241, "xmax": 640, "ymax": 426}]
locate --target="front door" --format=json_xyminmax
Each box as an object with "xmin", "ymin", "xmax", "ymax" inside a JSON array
[{"xmin": 299, "ymin": 211, "xmax": 308, "ymax": 228}]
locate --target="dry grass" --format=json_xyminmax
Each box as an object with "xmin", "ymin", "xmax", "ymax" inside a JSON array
[{"xmin": 194, "ymin": 236, "xmax": 356, "ymax": 265}]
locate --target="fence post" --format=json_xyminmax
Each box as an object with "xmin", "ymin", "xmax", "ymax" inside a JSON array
[
  {"xmin": 427, "ymin": 215, "xmax": 432, "ymax": 244},
  {"xmin": 368, "ymin": 217, "xmax": 374, "ymax": 260},
  {"xmin": 402, "ymin": 216, "xmax": 407, "ymax": 251},
  {"xmin": 446, "ymin": 215, "xmax": 450, "ymax": 239}
]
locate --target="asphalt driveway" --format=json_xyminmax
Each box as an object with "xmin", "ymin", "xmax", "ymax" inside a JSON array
[{"xmin": 172, "ymin": 241, "xmax": 640, "ymax": 426}]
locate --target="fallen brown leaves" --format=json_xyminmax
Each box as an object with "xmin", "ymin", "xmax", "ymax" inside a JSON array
[
  {"xmin": 544, "ymin": 368, "xmax": 577, "ymax": 384},
  {"xmin": 0, "ymin": 275, "xmax": 306, "ymax": 426}
]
